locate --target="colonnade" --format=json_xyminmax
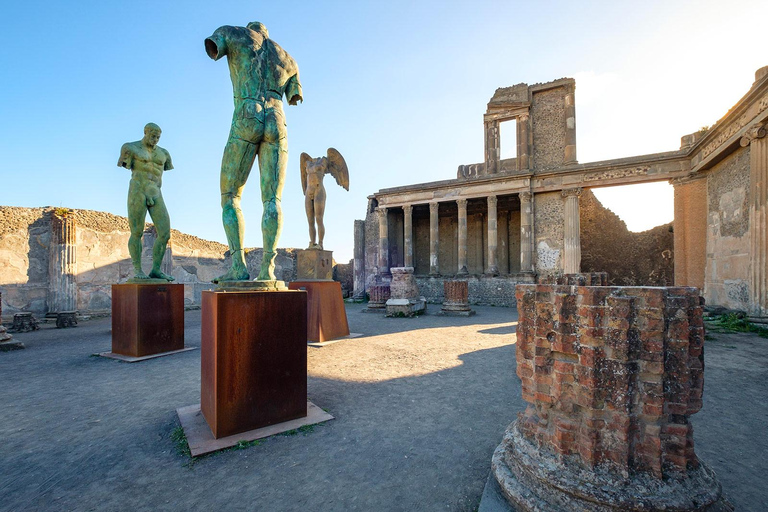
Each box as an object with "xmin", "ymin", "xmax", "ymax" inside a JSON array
[{"xmin": 375, "ymin": 189, "xmax": 583, "ymax": 277}]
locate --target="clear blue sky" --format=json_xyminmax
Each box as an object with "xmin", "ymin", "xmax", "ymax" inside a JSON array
[{"xmin": 1, "ymin": 0, "xmax": 766, "ymax": 261}]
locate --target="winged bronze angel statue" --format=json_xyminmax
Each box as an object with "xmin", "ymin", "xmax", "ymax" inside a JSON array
[{"xmin": 300, "ymin": 148, "xmax": 349, "ymax": 250}]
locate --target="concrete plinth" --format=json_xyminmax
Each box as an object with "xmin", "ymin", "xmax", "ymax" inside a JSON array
[
  {"xmin": 201, "ymin": 289, "xmax": 308, "ymax": 439},
  {"xmin": 111, "ymin": 283, "xmax": 184, "ymax": 357},
  {"xmin": 288, "ymin": 281, "xmax": 350, "ymax": 342}
]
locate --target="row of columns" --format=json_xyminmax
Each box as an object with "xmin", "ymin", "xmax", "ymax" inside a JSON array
[{"xmin": 377, "ymin": 190, "xmax": 582, "ymax": 276}]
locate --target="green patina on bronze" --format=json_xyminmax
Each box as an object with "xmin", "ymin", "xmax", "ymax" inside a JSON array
[
  {"xmin": 205, "ymin": 21, "xmax": 303, "ymax": 283},
  {"xmin": 117, "ymin": 123, "xmax": 175, "ymax": 282}
]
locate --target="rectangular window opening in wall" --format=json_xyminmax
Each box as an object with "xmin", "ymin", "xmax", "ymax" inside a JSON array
[{"xmin": 500, "ymin": 119, "xmax": 517, "ymax": 160}]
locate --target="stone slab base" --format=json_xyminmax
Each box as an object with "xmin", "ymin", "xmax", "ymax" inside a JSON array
[
  {"xmin": 215, "ymin": 280, "xmax": 287, "ymax": 291},
  {"xmin": 95, "ymin": 347, "xmax": 197, "ymax": 362},
  {"xmin": 176, "ymin": 401, "xmax": 334, "ymax": 457},
  {"xmin": 436, "ymin": 309, "xmax": 476, "ymax": 317},
  {"xmin": 0, "ymin": 340, "xmax": 25, "ymax": 352},
  {"xmin": 489, "ymin": 420, "xmax": 733, "ymax": 512},
  {"xmin": 307, "ymin": 332, "xmax": 363, "ymax": 347},
  {"xmin": 361, "ymin": 306, "xmax": 386, "ymax": 313},
  {"xmin": 385, "ymin": 298, "xmax": 426, "ymax": 317},
  {"xmin": 297, "ymin": 250, "xmax": 333, "ymax": 280}
]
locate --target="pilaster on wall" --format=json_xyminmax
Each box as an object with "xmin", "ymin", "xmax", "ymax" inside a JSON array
[
  {"xmin": 562, "ymin": 188, "xmax": 582, "ymax": 274},
  {"xmin": 672, "ymin": 176, "xmax": 707, "ymax": 289},
  {"xmin": 48, "ymin": 210, "xmax": 77, "ymax": 313},
  {"xmin": 353, "ymin": 220, "xmax": 366, "ymax": 298},
  {"xmin": 742, "ymin": 122, "xmax": 768, "ymax": 316}
]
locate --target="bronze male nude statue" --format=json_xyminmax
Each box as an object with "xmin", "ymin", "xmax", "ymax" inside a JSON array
[
  {"xmin": 117, "ymin": 123, "xmax": 175, "ymax": 282},
  {"xmin": 205, "ymin": 21, "xmax": 302, "ymax": 283}
]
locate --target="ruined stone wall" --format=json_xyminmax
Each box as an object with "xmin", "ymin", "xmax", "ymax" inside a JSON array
[
  {"xmin": 0, "ymin": 206, "xmax": 298, "ymax": 317},
  {"xmin": 705, "ymin": 146, "xmax": 751, "ymax": 311},
  {"xmin": 580, "ymin": 189, "xmax": 674, "ymax": 286},
  {"xmin": 533, "ymin": 191, "xmax": 564, "ymax": 273},
  {"xmin": 531, "ymin": 87, "xmax": 567, "ymax": 170},
  {"xmin": 415, "ymin": 275, "xmax": 530, "ymax": 307}
]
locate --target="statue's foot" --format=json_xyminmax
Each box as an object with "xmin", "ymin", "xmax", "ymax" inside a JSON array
[
  {"xmin": 149, "ymin": 269, "xmax": 175, "ymax": 282},
  {"xmin": 307, "ymin": 243, "xmax": 323, "ymax": 250},
  {"xmin": 133, "ymin": 270, "xmax": 150, "ymax": 279},
  {"xmin": 212, "ymin": 267, "xmax": 250, "ymax": 284}
]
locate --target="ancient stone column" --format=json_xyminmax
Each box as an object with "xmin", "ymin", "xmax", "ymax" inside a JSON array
[
  {"xmin": 439, "ymin": 280, "xmax": 474, "ymax": 316},
  {"xmin": 486, "ymin": 195, "xmax": 499, "ymax": 275},
  {"xmin": 353, "ymin": 219, "xmax": 366, "ymax": 299},
  {"xmin": 519, "ymin": 191, "xmax": 533, "ymax": 273},
  {"xmin": 742, "ymin": 122, "xmax": 768, "ymax": 317},
  {"xmin": 490, "ymin": 284, "xmax": 730, "ymax": 510},
  {"xmin": 672, "ymin": 176, "xmax": 707, "ymax": 289},
  {"xmin": 485, "ymin": 120, "xmax": 500, "ymax": 175},
  {"xmin": 429, "ymin": 202, "xmax": 439, "ymax": 276},
  {"xmin": 516, "ymin": 113, "xmax": 530, "ymax": 171},
  {"xmin": 403, "ymin": 205, "xmax": 413, "ymax": 268},
  {"xmin": 561, "ymin": 188, "xmax": 582, "ymax": 274},
  {"xmin": 48, "ymin": 209, "xmax": 77, "ymax": 314},
  {"xmin": 377, "ymin": 206, "xmax": 389, "ymax": 275},
  {"xmin": 457, "ymin": 198, "xmax": 468, "ymax": 275},
  {"xmin": 564, "ymin": 88, "xmax": 577, "ymax": 164}
]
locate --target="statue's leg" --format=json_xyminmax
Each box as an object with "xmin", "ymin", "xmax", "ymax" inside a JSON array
[
  {"xmin": 305, "ymin": 193, "xmax": 316, "ymax": 247},
  {"xmin": 127, "ymin": 182, "xmax": 148, "ymax": 279},
  {"xmin": 215, "ymin": 135, "xmax": 257, "ymax": 283},
  {"xmin": 257, "ymin": 114, "xmax": 288, "ymax": 281},
  {"xmin": 147, "ymin": 195, "xmax": 174, "ymax": 281},
  {"xmin": 314, "ymin": 186, "xmax": 327, "ymax": 250}
]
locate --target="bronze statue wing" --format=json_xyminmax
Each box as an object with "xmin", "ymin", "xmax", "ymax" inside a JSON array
[
  {"xmin": 326, "ymin": 148, "xmax": 349, "ymax": 191},
  {"xmin": 300, "ymin": 152, "xmax": 311, "ymax": 194}
]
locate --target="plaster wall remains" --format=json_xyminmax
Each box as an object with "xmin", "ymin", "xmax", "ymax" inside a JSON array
[
  {"xmin": 533, "ymin": 191, "xmax": 564, "ymax": 273},
  {"xmin": 705, "ymin": 146, "xmax": 751, "ymax": 310},
  {"xmin": 0, "ymin": 206, "xmax": 301, "ymax": 317}
]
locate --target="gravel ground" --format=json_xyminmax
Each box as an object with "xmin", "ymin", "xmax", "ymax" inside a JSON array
[{"xmin": 0, "ymin": 303, "xmax": 766, "ymax": 511}]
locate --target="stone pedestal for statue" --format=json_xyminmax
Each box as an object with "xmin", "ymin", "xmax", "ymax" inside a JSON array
[
  {"xmin": 385, "ymin": 267, "xmax": 426, "ymax": 317},
  {"xmin": 438, "ymin": 280, "xmax": 474, "ymax": 316},
  {"xmin": 201, "ymin": 289, "xmax": 308, "ymax": 439},
  {"xmin": 297, "ymin": 249, "xmax": 333, "ymax": 280},
  {"xmin": 288, "ymin": 281, "xmax": 349, "ymax": 343},
  {"xmin": 485, "ymin": 284, "xmax": 732, "ymax": 511},
  {"xmin": 111, "ymin": 283, "xmax": 184, "ymax": 357}
]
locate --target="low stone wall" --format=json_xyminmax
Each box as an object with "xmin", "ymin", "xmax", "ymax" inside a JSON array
[
  {"xmin": 0, "ymin": 206, "xmax": 304, "ymax": 318},
  {"xmin": 414, "ymin": 274, "xmax": 536, "ymax": 307}
]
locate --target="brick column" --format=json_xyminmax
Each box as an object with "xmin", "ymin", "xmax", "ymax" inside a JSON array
[
  {"xmin": 519, "ymin": 191, "xmax": 533, "ymax": 273},
  {"xmin": 561, "ymin": 188, "xmax": 582, "ymax": 274},
  {"xmin": 564, "ymin": 87, "xmax": 577, "ymax": 164},
  {"xmin": 377, "ymin": 206, "xmax": 389, "ymax": 275},
  {"xmin": 486, "ymin": 195, "xmax": 499, "ymax": 275},
  {"xmin": 429, "ymin": 202, "xmax": 439, "ymax": 276},
  {"xmin": 48, "ymin": 209, "xmax": 77, "ymax": 313},
  {"xmin": 353, "ymin": 220, "xmax": 366, "ymax": 298},
  {"xmin": 457, "ymin": 198, "xmax": 468, "ymax": 275},
  {"xmin": 490, "ymin": 284, "xmax": 729, "ymax": 510},
  {"xmin": 485, "ymin": 120, "xmax": 500, "ymax": 174},
  {"xmin": 516, "ymin": 113, "xmax": 530, "ymax": 171},
  {"xmin": 742, "ymin": 122, "xmax": 768, "ymax": 317},
  {"xmin": 403, "ymin": 205, "xmax": 413, "ymax": 268}
]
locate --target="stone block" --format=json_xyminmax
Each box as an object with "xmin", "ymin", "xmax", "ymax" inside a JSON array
[{"xmin": 297, "ymin": 249, "xmax": 333, "ymax": 280}]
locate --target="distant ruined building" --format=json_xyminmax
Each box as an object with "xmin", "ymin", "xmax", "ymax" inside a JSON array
[{"xmin": 355, "ymin": 66, "xmax": 768, "ymax": 320}]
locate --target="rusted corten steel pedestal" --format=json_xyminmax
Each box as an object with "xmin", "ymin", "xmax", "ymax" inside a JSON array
[
  {"xmin": 489, "ymin": 284, "xmax": 732, "ymax": 511},
  {"xmin": 288, "ymin": 281, "xmax": 349, "ymax": 343},
  {"xmin": 201, "ymin": 289, "xmax": 308, "ymax": 439},
  {"xmin": 111, "ymin": 283, "xmax": 184, "ymax": 357}
]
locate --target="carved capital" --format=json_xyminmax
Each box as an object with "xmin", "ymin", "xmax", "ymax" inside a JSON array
[
  {"xmin": 740, "ymin": 122, "xmax": 767, "ymax": 147},
  {"xmin": 561, "ymin": 187, "xmax": 583, "ymax": 198},
  {"xmin": 487, "ymin": 195, "xmax": 498, "ymax": 208},
  {"xmin": 519, "ymin": 191, "xmax": 532, "ymax": 202},
  {"xmin": 518, "ymin": 113, "xmax": 530, "ymax": 123},
  {"xmin": 457, "ymin": 198, "xmax": 468, "ymax": 209},
  {"xmin": 403, "ymin": 204, "xmax": 413, "ymax": 216},
  {"xmin": 376, "ymin": 206, "xmax": 388, "ymax": 219},
  {"xmin": 429, "ymin": 202, "xmax": 439, "ymax": 215}
]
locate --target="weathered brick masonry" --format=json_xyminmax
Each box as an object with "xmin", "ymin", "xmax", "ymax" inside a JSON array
[{"xmin": 490, "ymin": 283, "xmax": 731, "ymax": 510}]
